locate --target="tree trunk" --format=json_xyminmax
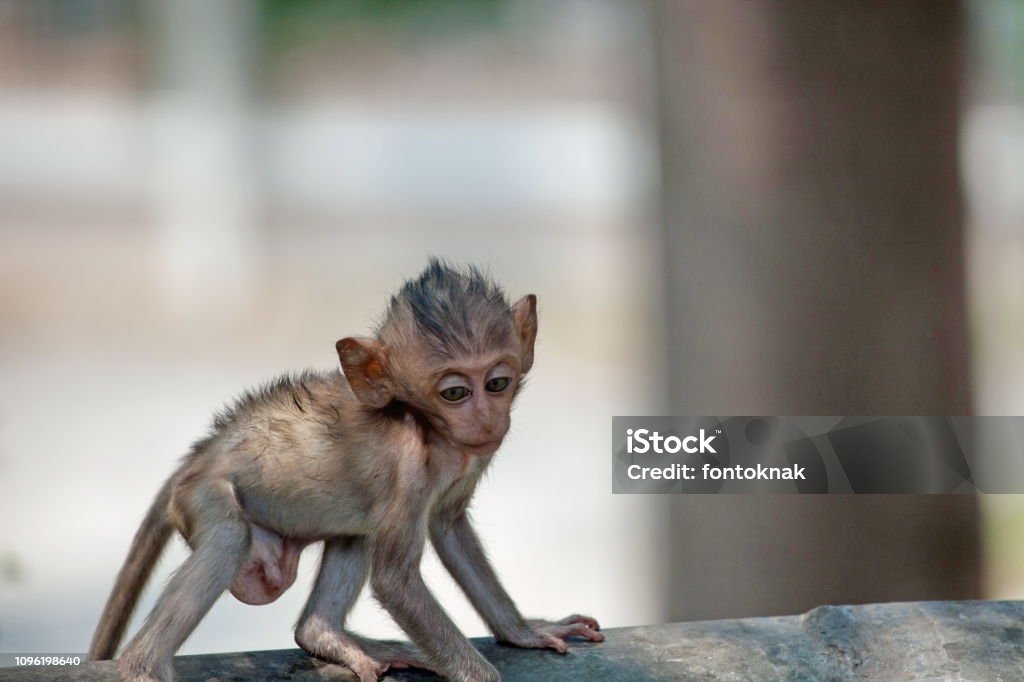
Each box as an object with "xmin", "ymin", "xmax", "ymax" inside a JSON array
[{"xmin": 654, "ymin": 1, "xmax": 979, "ymax": 620}]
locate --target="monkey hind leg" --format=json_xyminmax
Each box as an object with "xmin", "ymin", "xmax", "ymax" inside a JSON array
[
  {"xmin": 119, "ymin": 484, "xmax": 251, "ymax": 682},
  {"xmin": 299, "ymin": 624, "xmax": 437, "ymax": 681},
  {"xmin": 297, "ymin": 625, "xmax": 388, "ymax": 682}
]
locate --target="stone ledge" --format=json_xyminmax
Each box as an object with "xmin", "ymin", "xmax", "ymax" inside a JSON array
[{"xmin": 4, "ymin": 600, "xmax": 1024, "ymax": 681}]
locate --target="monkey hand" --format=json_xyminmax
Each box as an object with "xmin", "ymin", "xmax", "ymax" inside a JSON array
[{"xmin": 502, "ymin": 615, "xmax": 604, "ymax": 653}]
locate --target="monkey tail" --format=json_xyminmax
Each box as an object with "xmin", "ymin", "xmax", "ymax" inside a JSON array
[{"xmin": 88, "ymin": 477, "xmax": 174, "ymax": 660}]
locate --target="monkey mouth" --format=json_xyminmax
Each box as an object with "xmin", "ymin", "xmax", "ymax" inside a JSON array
[{"xmin": 462, "ymin": 439, "xmax": 502, "ymax": 454}]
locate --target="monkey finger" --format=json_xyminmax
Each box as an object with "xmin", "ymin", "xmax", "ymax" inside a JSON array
[
  {"xmin": 559, "ymin": 614, "xmax": 601, "ymax": 631},
  {"xmin": 539, "ymin": 633, "xmax": 569, "ymax": 654},
  {"xmin": 573, "ymin": 626, "xmax": 606, "ymax": 643},
  {"xmin": 553, "ymin": 623, "xmax": 605, "ymax": 643},
  {"xmin": 348, "ymin": 658, "xmax": 387, "ymax": 682}
]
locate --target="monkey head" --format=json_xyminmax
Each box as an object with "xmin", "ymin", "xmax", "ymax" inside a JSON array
[{"xmin": 336, "ymin": 260, "xmax": 537, "ymax": 455}]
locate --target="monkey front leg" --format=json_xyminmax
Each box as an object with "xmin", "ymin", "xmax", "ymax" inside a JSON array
[
  {"xmin": 370, "ymin": 528, "xmax": 500, "ymax": 682},
  {"xmin": 430, "ymin": 514, "xmax": 604, "ymax": 653},
  {"xmin": 295, "ymin": 536, "xmax": 434, "ymax": 682}
]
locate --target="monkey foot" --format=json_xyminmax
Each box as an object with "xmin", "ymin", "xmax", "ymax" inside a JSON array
[
  {"xmin": 117, "ymin": 656, "xmax": 169, "ymax": 682},
  {"xmin": 347, "ymin": 655, "xmax": 388, "ymax": 682},
  {"xmin": 354, "ymin": 636, "xmax": 438, "ymax": 675},
  {"xmin": 298, "ymin": 629, "xmax": 437, "ymax": 681},
  {"xmin": 310, "ymin": 648, "xmax": 387, "ymax": 682},
  {"xmin": 507, "ymin": 614, "xmax": 605, "ymax": 653},
  {"xmin": 297, "ymin": 630, "xmax": 383, "ymax": 682}
]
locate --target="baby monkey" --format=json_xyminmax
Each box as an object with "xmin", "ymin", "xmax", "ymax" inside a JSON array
[{"xmin": 90, "ymin": 259, "xmax": 603, "ymax": 682}]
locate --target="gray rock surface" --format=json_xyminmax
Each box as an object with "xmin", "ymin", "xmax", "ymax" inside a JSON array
[{"xmin": 4, "ymin": 600, "xmax": 1024, "ymax": 681}]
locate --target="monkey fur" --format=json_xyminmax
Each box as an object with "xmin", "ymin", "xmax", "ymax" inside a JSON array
[{"xmin": 89, "ymin": 259, "xmax": 603, "ymax": 682}]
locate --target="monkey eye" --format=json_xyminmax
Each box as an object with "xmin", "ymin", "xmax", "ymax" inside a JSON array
[
  {"xmin": 485, "ymin": 377, "xmax": 511, "ymax": 393},
  {"xmin": 439, "ymin": 386, "xmax": 470, "ymax": 402}
]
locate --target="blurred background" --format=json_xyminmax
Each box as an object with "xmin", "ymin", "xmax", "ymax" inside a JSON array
[{"xmin": 0, "ymin": 0, "xmax": 1022, "ymax": 660}]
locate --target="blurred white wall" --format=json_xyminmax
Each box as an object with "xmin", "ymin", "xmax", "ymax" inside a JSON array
[{"xmin": 0, "ymin": 0, "xmax": 669, "ymax": 657}]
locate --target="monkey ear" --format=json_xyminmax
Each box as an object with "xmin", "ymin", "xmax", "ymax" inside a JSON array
[
  {"xmin": 511, "ymin": 294, "xmax": 538, "ymax": 374},
  {"xmin": 336, "ymin": 337, "xmax": 395, "ymax": 408}
]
